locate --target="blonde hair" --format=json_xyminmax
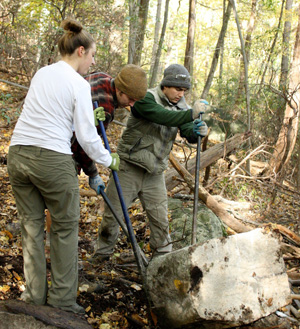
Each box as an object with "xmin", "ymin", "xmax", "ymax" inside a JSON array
[{"xmin": 58, "ymin": 18, "xmax": 95, "ymax": 56}]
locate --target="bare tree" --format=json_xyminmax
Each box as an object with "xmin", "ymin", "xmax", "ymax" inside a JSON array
[
  {"xmin": 133, "ymin": 0, "xmax": 150, "ymax": 66},
  {"xmin": 234, "ymin": 0, "xmax": 257, "ymax": 109},
  {"xmin": 201, "ymin": 0, "xmax": 232, "ymax": 100},
  {"xmin": 149, "ymin": 0, "xmax": 170, "ymax": 88},
  {"xmin": 128, "ymin": 0, "xmax": 150, "ymax": 65},
  {"xmin": 150, "ymin": 0, "xmax": 162, "ymax": 79},
  {"xmin": 229, "ymin": 0, "xmax": 251, "ymax": 172},
  {"xmin": 128, "ymin": 0, "xmax": 139, "ymax": 64},
  {"xmin": 269, "ymin": 4, "xmax": 300, "ymax": 175},
  {"xmin": 257, "ymin": 0, "xmax": 285, "ymax": 95},
  {"xmin": 218, "ymin": 0, "xmax": 227, "ymax": 99},
  {"xmin": 184, "ymin": 0, "xmax": 196, "ymax": 76},
  {"xmin": 278, "ymin": 0, "xmax": 293, "ymax": 114}
]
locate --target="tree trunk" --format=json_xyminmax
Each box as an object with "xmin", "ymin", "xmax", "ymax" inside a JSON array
[
  {"xmin": 201, "ymin": 1, "xmax": 232, "ymax": 100},
  {"xmin": 218, "ymin": 0, "xmax": 226, "ymax": 100},
  {"xmin": 278, "ymin": 0, "xmax": 293, "ymax": 116},
  {"xmin": 184, "ymin": 0, "xmax": 196, "ymax": 76},
  {"xmin": 257, "ymin": 0, "xmax": 285, "ymax": 95},
  {"xmin": 146, "ymin": 228, "xmax": 290, "ymax": 329},
  {"xmin": 229, "ymin": 0, "xmax": 251, "ymax": 172},
  {"xmin": 149, "ymin": 0, "xmax": 170, "ymax": 88},
  {"xmin": 132, "ymin": 0, "xmax": 150, "ymax": 66},
  {"xmin": 234, "ymin": 0, "xmax": 257, "ymax": 108},
  {"xmin": 150, "ymin": 0, "xmax": 162, "ymax": 78},
  {"xmin": 269, "ymin": 4, "xmax": 300, "ymax": 174},
  {"xmin": 128, "ymin": 0, "xmax": 139, "ymax": 64}
]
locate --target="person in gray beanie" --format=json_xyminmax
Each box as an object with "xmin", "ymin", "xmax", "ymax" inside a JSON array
[
  {"xmin": 161, "ymin": 64, "xmax": 191, "ymax": 89},
  {"xmin": 89, "ymin": 63, "xmax": 209, "ymax": 263}
]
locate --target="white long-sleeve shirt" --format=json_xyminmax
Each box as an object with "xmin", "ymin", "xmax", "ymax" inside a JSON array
[{"xmin": 10, "ymin": 61, "xmax": 112, "ymax": 168}]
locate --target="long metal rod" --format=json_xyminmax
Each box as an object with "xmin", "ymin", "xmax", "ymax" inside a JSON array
[
  {"xmin": 93, "ymin": 102, "xmax": 146, "ymax": 278},
  {"xmin": 100, "ymin": 189, "xmax": 149, "ymax": 266},
  {"xmin": 191, "ymin": 113, "xmax": 202, "ymax": 245}
]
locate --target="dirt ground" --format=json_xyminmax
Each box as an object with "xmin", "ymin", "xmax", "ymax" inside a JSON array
[{"xmin": 0, "ymin": 106, "xmax": 300, "ymax": 328}]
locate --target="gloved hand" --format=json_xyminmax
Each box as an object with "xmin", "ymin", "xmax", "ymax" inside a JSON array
[
  {"xmin": 109, "ymin": 153, "xmax": 120, "ymax": 171},
  {"xmin": 192, "ymin": 99, "xmax": 209, "ymax": 120},
  {"xmin": 94, "ymin": 107, "xmax": 106, "ymax": 126},
  {"xmin": 89, "ymin": 174, "xmax": 105, "ymax": 194},
  {"xmin": 193, "ymin": 119, "xmax": 208, "ymax": 137}
]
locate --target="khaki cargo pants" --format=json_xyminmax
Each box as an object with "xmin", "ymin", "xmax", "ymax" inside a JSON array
[
  {"xmin": 96, "ymin": 160, "xmax": 172, "ymax": 256},
  {"xmin": 7, "ymin": 145, "xmax": 80, "ymax": 307}
]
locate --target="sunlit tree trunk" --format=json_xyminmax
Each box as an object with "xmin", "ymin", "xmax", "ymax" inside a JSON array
[
  {"xmin": 128, "ymin": 0, "xmax": 139, "ymax": 64},
  {"xmin": 278, "ymin": 0, "xmax": 293, "ymax": 115},
  {"xmin": 229, "ymin": 0, "xmax": 251, "ymax": 172},
  {"xmin": 184, "ymin": 0, "xmax": 196, "ymax": 76},
  {"xmin": 234, "ymin": 0, "xmax": 257, "ymax": 109},
  {"xmin": 132, "ymin": 0, "xmax": 150, "ymax": 65},
  {"xmin": 257, "ymin": 0, "xmax": 285, "ymax": 95},
  {"xmin": 150, "ymin": 0, "xmax": 162, "ymax": 77},
  {"xmin": 218, "ymin": 0, "xmax": 226, "ymax": 100},
  {"xmin": 149, "ymin": 0, "xmax": 170, "ymax": 88},
  {"xmin": 201, "ymin": 1, "xmax": 232, "ymax": 100},
  {"xmin": 269, "ymin": 4, "xmax": 300, "ymax": 175}
]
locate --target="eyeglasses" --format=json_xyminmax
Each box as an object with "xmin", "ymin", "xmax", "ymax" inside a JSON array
[{"xmin": 175, "ymin": 74, "xmax": 190, "ymax": 81}]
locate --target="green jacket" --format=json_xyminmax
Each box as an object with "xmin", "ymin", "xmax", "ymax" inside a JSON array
[{"xmin": 117, "ymin": 85, "xmax": 198, "ymax": 174}]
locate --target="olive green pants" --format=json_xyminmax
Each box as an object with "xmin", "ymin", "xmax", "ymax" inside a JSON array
[
  {"xmin": 7, "ymin": 145, "xmax": 80, "ymax": 307},
  {"xmin": 97, "ymin": 160, "xmax": 172, "ymax": 256}
]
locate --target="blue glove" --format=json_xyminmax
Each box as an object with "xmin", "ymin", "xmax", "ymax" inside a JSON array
[
  {"xmin": 192, "ymin": 99, "xmax": 209, "ymax": 119},
  {"xmin": 89, "ymin": 174, "xmax": 105, "ymax": 194},
  {"xmin": 193, "ymin": 119, "xmax": 208, "ymax": 137}
]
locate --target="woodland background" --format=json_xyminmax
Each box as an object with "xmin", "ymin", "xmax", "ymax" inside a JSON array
[
  {"xmin": 0, "ymin": 0, "xmax": 300, "ymax": 328},
  {"xmin": 0, "ymin": 0, "xmax": 300, "ymax": 184}
]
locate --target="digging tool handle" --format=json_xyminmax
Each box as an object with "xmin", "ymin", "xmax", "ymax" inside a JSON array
[
  {"xmin": 93, "ymin": 102, "xmax": 147, "ymax": 277},
  {"xmin": 99, "ymin": 188, "xmax": 149, "ymax": 266},
  {"xmin": 191, "ymin": 112, "xmax": 203, "ymax": 245}
]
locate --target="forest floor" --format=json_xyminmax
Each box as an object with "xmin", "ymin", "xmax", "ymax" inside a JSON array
[{"xmin": 0, "ymin": 78, "xmax": 300, "ymax": 328}]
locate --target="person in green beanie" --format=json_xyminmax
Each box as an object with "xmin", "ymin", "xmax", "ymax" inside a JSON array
[{"xmin": 90, "ymin": 64, "xmax": 209, "ymax": 263}]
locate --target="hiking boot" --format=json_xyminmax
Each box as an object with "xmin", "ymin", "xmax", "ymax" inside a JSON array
[
  {"xmin": 87, "ymin": 252, "xmax": 110, "ymax": 265},
  {"xmin": 50, "ymin": 303, "xmax": 85, "ymax": 314}
]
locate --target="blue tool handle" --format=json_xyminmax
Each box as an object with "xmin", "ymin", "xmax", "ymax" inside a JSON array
[{"xmin": 93, "ymin": 101, "xmax": 146, "ymax": 275}]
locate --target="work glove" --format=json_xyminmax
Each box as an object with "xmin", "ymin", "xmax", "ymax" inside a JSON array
[
  {"xmin": 192, "ymin": 99, "xmax": 209, "ymax": 120},
  {"xmin": 94, "ymin": 107, "xmax": 106, "ymax": 126},
  {"xmin": 89, "ymin": 174, "xmax": 105, "ymax": 194},
  {"xmin": 109, "ymin": 153, "xmax": 120, "ymax": 171},
  {"xmin": 193, "ymin": 119, "xmax": 208, "ymax": 137}
]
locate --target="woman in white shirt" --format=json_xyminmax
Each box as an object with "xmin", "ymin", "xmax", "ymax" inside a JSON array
[{"xmin": 7, "ymin": 18, "xmax": 118, "ymax": 314}]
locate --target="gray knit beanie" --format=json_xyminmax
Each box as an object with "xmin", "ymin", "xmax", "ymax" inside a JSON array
[
  {"xmin": 161, "ymin": 64, "xmax": 191, "ymax": 89},
  {"xmin": 114, "ymin": 64, "xmax": 148, "ymax": 100}
]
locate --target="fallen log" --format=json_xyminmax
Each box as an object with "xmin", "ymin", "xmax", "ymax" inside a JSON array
[
  {"xmin": 169, "ymin": 152, "xmax": 251, "ymax": 233},
  {"xmin": 272, "ymin": 224, "xmax": 300, "ymax": 246},
  {"xmin": 146, "ymin": 228, "xmax": 291, "ymax": 329},
  {"xmin": 0, "ymin": 300, "xmax": 92, "ymax": 329},
  {"xmin": 166, "ymin": 132, "xmax": 252, "ymax": 191}
]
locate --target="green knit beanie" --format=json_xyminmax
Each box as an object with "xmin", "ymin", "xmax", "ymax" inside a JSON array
[{"xmin": 114, "ymin": 64, "xmax": 148, "ymax": 100}]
